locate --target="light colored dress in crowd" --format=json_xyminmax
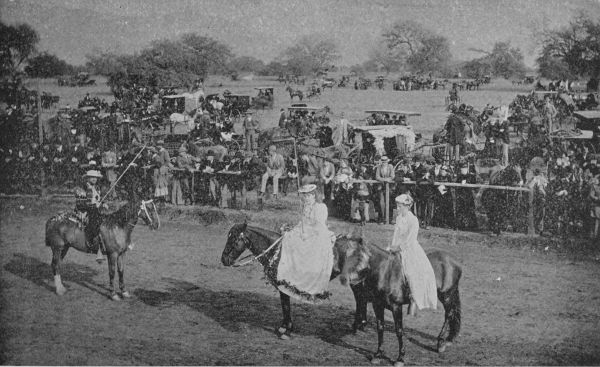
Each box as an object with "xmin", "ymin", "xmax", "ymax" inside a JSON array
[
  {"xmin": 277, "ymin": 202, "xmax": 334, "ymax": 303},
  {"xmin": 389, "ymin": 210, "xmax": 437, "ymax": 310}
]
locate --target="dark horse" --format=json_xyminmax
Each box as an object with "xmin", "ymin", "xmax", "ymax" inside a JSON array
[
  {"xmin": 337, "ymin": 239, "xmax": 462, "ymax": 366},
  {"xmin": 481, "ymin": 165, "xmax": 523, "ymax": 235},
  {"xmin": 221, "ymin": 223, "xmax": 462, "ymax": 365},
  {"xmin": 45, "ymin": 198, "xmax": 160, "ymax": 299},
  {"xmin": 285, "ymin": 86, "xmax": 304, "ymax": 101}
]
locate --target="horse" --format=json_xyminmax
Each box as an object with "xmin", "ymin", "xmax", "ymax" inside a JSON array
[
  {"xmin": 285, "ymin": 86, "xmax": 304, "ymax": 101},
  {"xmin": 45, "ymin": 198, "xmax": 160, "ymax": 299},
  {"xmin": 221, "ymin": 224, "xmax": 462, "ymax": 361},
  {"xmin": 321, "ymin": 80, "xmax": 335, "ymax": 91},
  {"xmin": 338, "ymin": 239, "xmax": 462, "ymax": 366},
  {"xmin": 221, "ymin": 223, "xmax": 341, "ymax": 339},
  {"xmin": 481, "ymin": 165, "xmax": 524, "ymax": 235}
]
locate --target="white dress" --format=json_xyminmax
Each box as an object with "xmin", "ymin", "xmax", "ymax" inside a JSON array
[
  {"xmin": 277, "ymin": 202, "xmax": 334, "ymax": 303},
  {"xmin": 390, "ymin": 211, "xmax": 437, "ymax": 310}
]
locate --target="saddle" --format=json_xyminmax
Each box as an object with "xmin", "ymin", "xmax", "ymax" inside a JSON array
[{"xmin": 52, "ymin": 210, "xmax": 86, "ymax": 230}]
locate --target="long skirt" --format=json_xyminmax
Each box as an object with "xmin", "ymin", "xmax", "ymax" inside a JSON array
[{"xmin": 277, "ymin": 225, "xmax": 334, "ymax": 303}]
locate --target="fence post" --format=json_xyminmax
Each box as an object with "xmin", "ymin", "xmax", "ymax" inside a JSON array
[
  {"xmin": 385, "ymin": 182, "xmax": 390, "ymax": 224},
  {"xmin": 527, "ymin": 188, "xmax": 535, "ymax": 235}
]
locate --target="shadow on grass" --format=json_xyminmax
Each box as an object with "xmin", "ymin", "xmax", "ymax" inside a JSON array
[
  {"xmin": 134, "ymin": 277, "xmax": 440, "ymax": 363},
  {"xmin": 3, "ymin": 253, "xmax": 111, "ymax": 298}
]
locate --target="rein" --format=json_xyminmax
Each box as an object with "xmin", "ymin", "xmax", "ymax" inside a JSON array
[{"xmin": 232, "ymin": 233, "xmax": 284, "ymax": 268}]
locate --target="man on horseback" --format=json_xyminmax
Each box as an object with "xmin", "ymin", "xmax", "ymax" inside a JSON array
[
  {"xmin": 75, "ymin": 170, "xmax": 105, "ymax": 263},
  {"xmin": 276, "ymin": 184, "xmax": 335, "ymax": 303}
]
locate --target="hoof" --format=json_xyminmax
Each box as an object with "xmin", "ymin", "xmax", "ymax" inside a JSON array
[
  {"xmin": 121, "ymin": 291, "xmax": 132, "ymax": 298},
  {"xmin": 438, "ymin": 341, "xmax": 452, "ymax": 353},
  {"xmin": 370, "ymin": 357, "xmax": 382, "ymax": 365},
  {"xmin": 110, "ymin": 293, "xmax": 121, "ymax": 301},
  {"xmin": 56, "ymin": 287, "xmax": 67, "ymax": 296},
  {"xmin": 279, "ymin": 333, "xmax": 290, "ymax": 340},
  {"xmin": 393, "ymin": 361, "xmax": 404, "ymax": 367}
]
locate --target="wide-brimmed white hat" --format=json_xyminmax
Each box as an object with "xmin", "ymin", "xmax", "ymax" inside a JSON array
[
  {"xmin": 395, "ymin": 193, "xmax": 413, "ymax": 206},
  {"xmin": 85, "ymin": 170, "xmax": 102, "ymax": 178},
  {"xmin": 298, "ymin": 184, "xmax": 317, "ymax": 194},
  {"xmin": 380, "ymin": 156, "xmax": 390, "ymax": 162}
]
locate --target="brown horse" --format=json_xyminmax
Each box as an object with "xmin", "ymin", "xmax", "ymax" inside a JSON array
[
  {"xmin": 337, "ymin": 239, "xmax": 462, "ymax": 366},
  {"xmin": 285, "ymin": 86, "xmax": 304, "ymax": 101},
  {"xmin": 45, "ymin": 199, "xmax": 160, "ymax": 299},
  {"xmin": 221, "ymin": 224, "xmax": 462, "ymax": 365}
]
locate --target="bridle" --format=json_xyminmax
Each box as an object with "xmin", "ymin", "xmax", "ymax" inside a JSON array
[
  {"xmin": 230, "ymin": 230, "xmax": 283, "ymax": 267},
  {"xmin": 134, "ymin": 199, "xmax": 160, "ymax": 229}
]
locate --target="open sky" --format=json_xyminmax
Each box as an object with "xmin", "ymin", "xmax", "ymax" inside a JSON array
[{"xmin": 2, "ymin": 0, "xmax": 600, "ymax": 67}]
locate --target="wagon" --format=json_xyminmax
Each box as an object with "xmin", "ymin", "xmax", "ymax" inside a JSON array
[
  {"xmin": 253, "ymin": 87, "xmax": 274, "ymax": 109},
  {"xmin": 223, "ymin": 94, "xmax": 251, "ymax": 117},
  {"xmin": 354, "ymin": 109, "xmax": 420, "ymax": 161},
  {"xmin": 572, "ymin": 110, "xmax": 600, "ymax": 151}
]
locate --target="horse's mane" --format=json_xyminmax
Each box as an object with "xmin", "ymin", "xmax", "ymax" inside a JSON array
[
  {"xmin": 246, "ymin": 225, "xmax": 281, "ymax": 241},
  {"xmin": 102, "ymin": 201, "xmax": 139, "ymax": 227}
]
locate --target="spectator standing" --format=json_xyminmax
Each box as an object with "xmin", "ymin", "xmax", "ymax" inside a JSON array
[
  {"xmin": 455, "ymin": 160, "xmax": 478, "ymax": 230},
  {"xmin": 375, "ymin": 156, "xmax": 395, "ymax": 223},
  {"xmin": 260, "ymin": 145, "xmax": 285, "ymax": 199},
  {"xmin": 101, "ymin": 145, "xmax": 118, "ymax": 199},
  {"xmin": 243, "ymin": 112, "xmax": 259, "ymax": 152}
]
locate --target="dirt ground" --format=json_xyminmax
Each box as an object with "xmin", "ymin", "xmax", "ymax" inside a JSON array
[{"xmin": 1, "ymin": 196, "xmax": 600, "ymax": 366}]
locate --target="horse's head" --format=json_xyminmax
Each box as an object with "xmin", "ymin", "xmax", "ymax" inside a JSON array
[
  {"xmin": 334, "ymin": 236, "xmax": 371, "ymax": 286},
  {"xmin": 138, "ymin": 199, "xmax": 160, "ymax": 230},
  {"xmin": 221, "ymin": 222, "xmax": 249, "ymax": 266}
]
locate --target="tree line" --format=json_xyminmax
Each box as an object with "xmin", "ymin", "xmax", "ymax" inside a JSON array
[{"xmin": 1, "ymin": 12, "xmax": 599, "ymax": 93}]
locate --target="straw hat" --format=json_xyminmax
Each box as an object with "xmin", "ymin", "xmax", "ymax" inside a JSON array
[
  {"xmin": 395, "ymin": 194, "xmax": 413, "ymax": 206},
  {"xmin": 380, "ymin": 156, "xmax": 390, "ymax": 163},
  {"xmin": 84, "ymin": 170, "xmax": 102, "ymax": 178},
  {"xmin": 298, "ymin": 184, "xmax": 317, "ymax": 194}
]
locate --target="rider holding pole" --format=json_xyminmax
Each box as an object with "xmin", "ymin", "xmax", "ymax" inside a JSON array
[{"xmin": 75, "ymin": 170, "xmax": 105, "ymax": 263}]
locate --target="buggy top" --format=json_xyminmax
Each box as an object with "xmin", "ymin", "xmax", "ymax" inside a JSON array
[{"xmin": 364, "ymin": 109, "xmax": 421, "ymax": 117}]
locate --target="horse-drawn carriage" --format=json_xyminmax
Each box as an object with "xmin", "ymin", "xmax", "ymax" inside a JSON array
[
  {"xmin": 573, "ymin": 110, "xmax": 600, "ymax": 150},
  {"xmin": 253, "ymin": 87, "xmax": 274, "ymax": 109},
  {"xmin": 352, "ymin": 109, "xmax": 421, "ymax": 162},
  {"xmin": 57, "ymin": 72, "xmax": 96, "ymax": 87},
  {"xmin": 223, "ymin": 94, "xmax": 251, "ymax": 117}
]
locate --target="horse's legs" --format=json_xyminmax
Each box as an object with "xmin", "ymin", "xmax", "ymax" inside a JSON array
[
  {"xmin": 372, "ymin": 300, "xmax": 387, "ymax": 362},
  {"xmin": 51, "ymin": 246, "xmax": 67, "ymax": 295},
  {"xmin": 107, "ymin": 253, "xmax": 119, "ymax": 300},
  {"xmin": 437, "ymin": 287, "xmax": 461, "ymax": 353},
  {"xmin": 278, "ymin": 291, "xmax": 293, "ymax": 339},
  {"xmin": 391, "ymin": 305, "xmax": 405, "ymax": 366},
  {"xmin": 117, "ymin": 254, "xmax": 130, "ymax": 298},
  {"xmin": 351, "ymin": 284, "xmax": 368, "ymax": 332}
]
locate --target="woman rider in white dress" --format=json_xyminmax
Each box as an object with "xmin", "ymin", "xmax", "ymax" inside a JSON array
[
  {"xmin": 277, "ymin": 184, "xmax": 335, "ymax": 303},
  {"xmin": 386, "ymin": 194, "xmax": 437, "ymax": 315}
]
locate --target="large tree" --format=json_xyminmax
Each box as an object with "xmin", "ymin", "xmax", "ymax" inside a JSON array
[
  {"xmin": 87, "ymin": 33, "xmax": 232, "ymax": 92},
  {"xmin": 537, "ymin": 13, "xmax": 600, "ymax": 79},
  {"xmin": 25, "ymin": 52, "xmax": 75, "ymax": 78},
  {"xmin": 382, "ymin": 20, "xmax": 452, "ymax": 75},
  {"xmin": 0, "ymin": 22, "xmax": 39, "ymax": 84},
  {"xmin": 464, "ymin": 41, "xmax": 526, "ymax": 79},
  {"xmin": 279, "ymin": 34, "xmax": 339, "ymax": 75}
]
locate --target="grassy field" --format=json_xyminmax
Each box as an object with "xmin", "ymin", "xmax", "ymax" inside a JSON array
[{"xmin": 1, "ymin": 197, "xmax": 599, "ymax": 365}]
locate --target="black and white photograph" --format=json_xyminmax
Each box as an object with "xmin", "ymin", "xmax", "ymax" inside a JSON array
[{"xmin": 1, "ymin": 0, "xmax": 600, "ymax": 365}]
